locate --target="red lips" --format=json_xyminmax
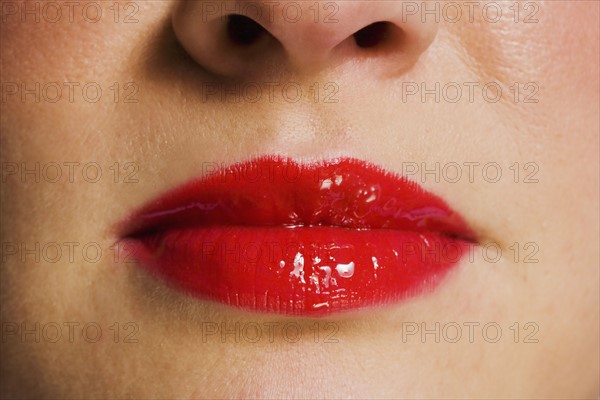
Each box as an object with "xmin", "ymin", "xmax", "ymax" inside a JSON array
[{"xmin": 120, "ymin": 157, "xmax": 476, "ymax": 316}]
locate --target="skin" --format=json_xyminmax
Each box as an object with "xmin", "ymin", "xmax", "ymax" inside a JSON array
[{"xmin": 1, "ymin": 0, "xmax": 598, "ymax": 398}]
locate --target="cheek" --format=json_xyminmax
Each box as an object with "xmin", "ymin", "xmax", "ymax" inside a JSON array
[
  {"xmin": 0, "ymin": 1, "xmax": 175, "ymax": 84},
  {"xmin": 540, "ymin": 2, "xmax": 599, "ymax": 99},
  {"xmin": 486, "ymin": 2, "xmax": 597, "ymax": 142},
  {"xmin": 539, "ymin": 3, "xmax": 599, "ymax": 155},
  {"xmin": 447, "ymin": 1, "xmax": 598, "ymax": 93},
  {"xmin": 0, "ymin": 1, "xmax": 175, "ymax": 162},
  {"xmin": 3, "ymin": 11, "xmax": 109, "ymax": 82}
]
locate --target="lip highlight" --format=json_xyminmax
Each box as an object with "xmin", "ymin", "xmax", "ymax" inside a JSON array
[{"xmin": 120, "ymin": 156, "xmax": 476, "ymax": 316}]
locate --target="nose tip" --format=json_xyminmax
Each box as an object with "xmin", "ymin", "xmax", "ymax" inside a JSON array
[{"xmin": 172, "ymin": 1, "xmax": 439, "ymax": 77}]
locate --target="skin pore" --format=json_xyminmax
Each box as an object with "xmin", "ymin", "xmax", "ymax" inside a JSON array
[{"xmin": 1, "ymin": 1, "xmax": 598, "ymax": 398}]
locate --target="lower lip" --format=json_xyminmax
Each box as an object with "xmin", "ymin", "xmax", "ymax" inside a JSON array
[{"xmin": 124, "ymin": 226, "xmax": 471, "ymax": 316}]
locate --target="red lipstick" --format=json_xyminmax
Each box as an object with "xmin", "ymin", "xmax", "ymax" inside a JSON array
[{"xmin": 120, "ymin": 157, "xmax": 476, "ymax": 316}]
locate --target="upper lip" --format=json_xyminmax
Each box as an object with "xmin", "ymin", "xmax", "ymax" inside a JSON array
[{"xmin": 121, "ymin": 156, "xmax": 476, "ymax": 241}]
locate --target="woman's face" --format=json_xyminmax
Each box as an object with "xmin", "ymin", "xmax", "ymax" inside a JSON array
[{"xmin": 1, "ymin": 0, "xmax": 598, "ymax": 397}]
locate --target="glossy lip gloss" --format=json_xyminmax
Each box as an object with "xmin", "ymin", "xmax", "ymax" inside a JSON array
[{"xmin": 119, "ymin": 156, "xmax": 477, "ymax": 316}]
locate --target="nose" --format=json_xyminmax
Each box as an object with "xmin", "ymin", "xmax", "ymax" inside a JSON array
[{"xmin": 172, "ymin": 0, "xmax": 439, "ymax": 77}]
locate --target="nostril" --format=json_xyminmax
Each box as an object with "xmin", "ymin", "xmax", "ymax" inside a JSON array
[
  {"xmin": 227, "ymin": 14, "xmax": 266, "ymax": 46},
  {"xmin": 354, "ymin": 22, "xmax": 393, "ymax": 49}
]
